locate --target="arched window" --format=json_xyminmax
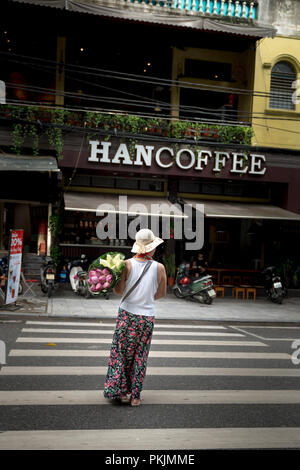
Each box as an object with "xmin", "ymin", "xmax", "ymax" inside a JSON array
[{"xmin": 269, "ymin": 61, "xmax": 296, "ymax": 110}]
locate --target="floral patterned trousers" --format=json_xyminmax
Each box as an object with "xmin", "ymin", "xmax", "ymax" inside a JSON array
[{"xmin": 103, "ymin": 308, "xmax": 155, "ymax": 400}]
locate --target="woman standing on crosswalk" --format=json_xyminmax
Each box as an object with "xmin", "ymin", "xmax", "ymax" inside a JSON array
[{"xmin": 103, "ymin": 229, "xmax": 167, "ymax": 407}]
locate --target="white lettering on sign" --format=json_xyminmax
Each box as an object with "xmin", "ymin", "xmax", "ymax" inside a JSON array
[
  {"xmin": 134, "ymin": 145, "xmax": 154, "ymax": 166},
  {"xmin": 88, "ymin": 141, "xmax": 267, "ymax": 175},
  {"xmin": 89, "ymin": 140, "xmax": 111, "ymax": 163},
  {"xmin": 176, "ymin": 149, "xmax": 195, "ymax": 170},
  {"xmin": 111, "ymin": 143, "xmax": 132, "ymax": 165},
  {"xmin": 213, "ymin": 152, "xmax": 230, "ymax": 173},
  {"xmin": 195, "ymin": 150, "xmax": 212, "ymax": 170},
  {"xmin": 230, "ymin": 153, "xmax": 248, "ymax": 174},
  {"xmin": 155, "ymin": 147, "xmax": 174, "ymax": 168},
  {"xmin": 249, "ymin": 154, "xmax": 266, "ymax": 175}
]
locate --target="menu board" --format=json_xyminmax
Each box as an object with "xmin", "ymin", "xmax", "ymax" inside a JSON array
[{"xmin": 5, "ymin": 229, "xmax": 24, "ymax": 305}]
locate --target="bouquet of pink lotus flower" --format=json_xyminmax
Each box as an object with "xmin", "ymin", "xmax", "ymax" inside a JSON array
[{"xmin": 87, "ymin": 252, "xmax": 125, "ymax": 296}]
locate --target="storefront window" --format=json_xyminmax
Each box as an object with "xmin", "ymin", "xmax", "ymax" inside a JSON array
[
  {"xmin": 140, "ymin": 180, "xmax": 164, "ymax": 191},
  {"xmin": 67, "ymin": 173, "xmax": 165, "ymax": 193},
  {"xmin": 179, "ymin": 179, "xmax": 270, "ymax": 200},
  {"xmin": 115, "ymin": 179, "xmax": 139, "ymax": 190},
  {"xmin": 91, "ymin": 176, "xmax": 115, "ymax": 188},
  {"xmin": 178, "ymin": 181, "xmax": 200, "ymax": 193}
]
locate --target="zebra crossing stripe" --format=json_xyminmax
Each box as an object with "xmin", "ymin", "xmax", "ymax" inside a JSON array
[
  {"xmin": 1, "ymin": 427, "xmax": 300, "ymax": 450},
  {"xmin": 8, "ymin": 349, "xmax": 291, "ymax": 359},
  {"xmin": 1, "ymin": 366, "xmax": 300, "ymax": 376},
  {"xmin": 15, "ymin": 337, "xmax": 264, "ymax": 346},
  {"xmin": 1, "ymin": 389, "xmax": 300, "ymax": 405},
  {"xmin": 25, "ymin": 321, "xmax": 227, "ymax": 329},
  {"xmin": 16, "ymin": 337, "xmax": 248, "ymax": 346},
  {"xmin": 21, "ymin": 329, "xmax": 243, "ymax": 337}
]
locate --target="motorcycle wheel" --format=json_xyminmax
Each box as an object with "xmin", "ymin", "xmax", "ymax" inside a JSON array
[
  {"xmin": 85, "ymin": 290, "xmax": 91, "ymax": 299},
  {"xmin": 203, "ymin": 292, "xmax": 213, "ymax": 305},
  {"xmin": 18, "ymin": 282, "xmax": 23, "ymax": 295},
  {"xmin": 41, "ymin": 285, "xmax": 48, "ymax": 294},
  {"xmin": 195, "ymin": 292, "xmax": 213, "ymax": 305},
  {"xmin": 173, "ymin": 288, "xmax": 184, "ymax": 299},
  {"xmin": 47, "ymin": 285, "xmax": 53, "ymax": 298},
  {"xmin": 271, "ymin": 288, "xmax": 283, "ymax": 304}
]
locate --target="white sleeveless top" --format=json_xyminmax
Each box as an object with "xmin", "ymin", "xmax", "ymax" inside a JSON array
[{"xmin": 119, "ymin": 258, "xmax": 159, "ymax": 317}]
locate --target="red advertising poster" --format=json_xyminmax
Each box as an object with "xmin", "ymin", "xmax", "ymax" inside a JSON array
[{"xmin": 5, "ymin": 229, "xmax": 24, "ymax": 305}]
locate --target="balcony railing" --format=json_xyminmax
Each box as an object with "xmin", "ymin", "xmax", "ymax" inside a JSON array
[
  {"xmin": 0, "ymin": 104, "xmax": 253, "ymax": 159},
  {"xmin": 121, "ymin": 0, "xmax": 258, "ymax": 20}
]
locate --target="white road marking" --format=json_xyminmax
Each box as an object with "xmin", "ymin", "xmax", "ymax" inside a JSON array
[
  {"xmin": 15, "ymin": 337, "xmax": 264, "ymax": 346},
  {"xmin": 1, "ymin": 427, "xmax": 300, "ymax": 450},
  {"xmin": 8, "ymin": 349, "xmax": 291, "ymax": 359},
  {"xmin": 239, "ymin": 326, "xmax": 300, "ymax": 329},
  {"xmin": 1, "ymin": 389, "xmax": 300, "ymax": 405},
  {"xmin": 16, "ymin": 337, "xmax": 250, "ymax": 346},
  {"xmin": 21, "ymin": 329, "xmax": 242, "ymax": 337},
  {"xmin": 1, "ymin": 366, "xmax": 300, "ymax": 376},
  {"xmin": 231, "ymin": 325, "xmax": 300, "ymax": 341},
  {"xmin": 25, "ymin": 321, "xmax": 227, "ymax": 329}
]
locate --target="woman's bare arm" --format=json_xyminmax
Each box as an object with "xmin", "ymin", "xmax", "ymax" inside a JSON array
[{"xmin": 154, "ymin": 263, "xmax": 167, "ymax": 300}]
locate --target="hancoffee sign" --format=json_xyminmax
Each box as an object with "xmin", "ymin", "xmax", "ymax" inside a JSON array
[{"xmin": 88, "ymin": 140, "xmax": 266, "ymax": 175}]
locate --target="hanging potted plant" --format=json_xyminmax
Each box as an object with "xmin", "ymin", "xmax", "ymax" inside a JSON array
[{"xmin": 163, "ymin": 253, "xmax": 176, "ymax": 287}]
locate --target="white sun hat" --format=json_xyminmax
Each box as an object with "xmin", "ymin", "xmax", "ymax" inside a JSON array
[{"xmin": 131, "ymin": 229, "xmax": 164, "ymax": 254}]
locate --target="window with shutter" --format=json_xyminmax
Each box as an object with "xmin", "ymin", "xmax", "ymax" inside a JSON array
[{"xmin": 269, "ymin": 61, "xmax": 296, "ymax": 111}]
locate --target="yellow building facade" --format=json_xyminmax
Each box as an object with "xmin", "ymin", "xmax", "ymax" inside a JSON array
[{"xmin": 252, "ymin": 36, "xmax": 300, "ymax": 150}]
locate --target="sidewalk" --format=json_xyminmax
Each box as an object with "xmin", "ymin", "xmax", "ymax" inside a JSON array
[{"xmin": 1, "ymin": 285, "xmax": 300, "ymax": 323}]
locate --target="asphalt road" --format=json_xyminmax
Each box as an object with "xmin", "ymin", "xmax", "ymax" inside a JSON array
[{"xmin": 0, "ymin": 316, "xmax": 300, "ymax": 454}]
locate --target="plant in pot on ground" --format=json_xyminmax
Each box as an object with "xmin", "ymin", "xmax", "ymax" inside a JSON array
[{"xmin": 163, "ymin": 253, "xmax": 176, "ymax": 286}]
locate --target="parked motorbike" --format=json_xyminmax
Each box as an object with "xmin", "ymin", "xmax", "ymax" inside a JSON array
[
  {"xmin": 173, "ymin": 263, "xmax": 216, "ymax": 304},
  {"xmin": 68, "ymin": 254, "xmax": 91, "ymax": 298},
  {"xmin": 261, "ymin": 266, "xmax": 284, "ymax": 304},
  {"xmin": 40, "ymin": 255, "xmax": 58, "ymax": 298}
]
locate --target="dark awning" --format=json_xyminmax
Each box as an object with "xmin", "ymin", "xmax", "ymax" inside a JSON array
[
  {"xmin": 0, "ymin": 154, "xmax": 59, "ymax": 172},
  {"xmin": 184, "ymin": 199, "xmax": 300, "ymax": 221},
  {"xmin": 10, "ymin": 0, "xmax": 277, "ymax": 38}
]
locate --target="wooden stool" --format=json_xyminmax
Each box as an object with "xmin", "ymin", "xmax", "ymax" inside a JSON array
[
  {"xmin": 234, "ymin": 287, "xmax": 245, "ymax": 299},
  {"xmin": 246, "ymin": 287, "xmax": 256, "ymax": 300},
  {"xmin": 215, "ymin": 286, "xmax": 225, "ymax": 298},
  {"xmin": 232, "ymin": 286, "xmax": 238, "ymax": 298}
]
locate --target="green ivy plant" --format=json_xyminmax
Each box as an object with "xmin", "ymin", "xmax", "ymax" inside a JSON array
[
  {"xmin": 45, "ymin": 109, "xmax": 69, "ymax": 159},
  {"xmin": 49, "ymin": 214, "xmax": 62, "ymax": 236},
  {"xmin": 1, "ymin": 104, "xmax": 254, "ymax": 160},
  {"xmin": 50, "ymin": 244, "xmax": 62, "ymax": 267}
]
